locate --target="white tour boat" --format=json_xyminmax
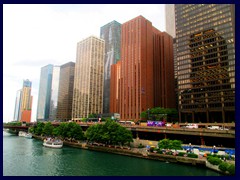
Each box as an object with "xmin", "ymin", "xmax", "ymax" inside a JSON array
[
  {"xmin": 25, "ymin": 133, "xmax": 33, "ymax": 139},
  {"xmin": 18, "ymin": 131, "xmax": 27, "ymax": 137},
  {"xmin": 43, "ymin": 138, "xmax": 63, "ymax": 148}
]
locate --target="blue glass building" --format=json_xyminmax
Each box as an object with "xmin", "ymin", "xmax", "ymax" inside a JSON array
[
  {"xmin": 36, "ymin": 64, "xmax": 53, "ymax": 121},
  {"xmin": 100, "ymin": 20, "xmax": 121, "ymax": 113}
]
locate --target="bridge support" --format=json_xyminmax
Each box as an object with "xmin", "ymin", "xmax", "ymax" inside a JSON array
[{"xmin": 200, "ymin": 137, "xmax": 205, "ymax": 146}]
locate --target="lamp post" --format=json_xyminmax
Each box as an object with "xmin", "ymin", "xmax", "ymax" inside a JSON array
[{"xmin": 147, "ymin": 108, "xmax": 150, "ymax": 120}]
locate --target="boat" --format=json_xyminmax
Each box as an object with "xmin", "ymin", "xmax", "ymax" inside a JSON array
[
  {"xmin": 43, "ymin": 138, "xmax": 63, "ymax": 148},
  {"xmin": 18, "ymin": 131, "xmax": 27, "ymax": 137},
  {"xmin": 25, "ymin": 133, "xmax": 32, "ymax": 139}
]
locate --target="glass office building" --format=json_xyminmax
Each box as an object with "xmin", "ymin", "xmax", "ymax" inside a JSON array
[
  {"xmin": 49, "ymin": 66, "xmax": 60, "ymax": 121},
  {"xmin": 175, "ymin": 4, "xmax": 235, "ymax": 123},
  {"xmin": 56, "ymin": 62, "xmax": 75, "ymax": 121},
  {"xmin": 100, "ymin": 20, "xmax": 121, "ymax": 113},
  {"xmin": 37, "ymin": 64, "xmax": 53, "ymax": 121},
  {"xmin": 13, "ymin": 89, "xmax": 22, "ymax": 121}
]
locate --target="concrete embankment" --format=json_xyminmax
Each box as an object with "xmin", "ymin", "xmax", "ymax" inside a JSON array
[{"xmin": 32, "ymin": 135, "xmax": 220, "ymax": 171}]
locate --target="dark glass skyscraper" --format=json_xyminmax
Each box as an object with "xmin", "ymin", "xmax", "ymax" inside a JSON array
[
  {"xmin": 100, "ymin": 21, "xmax": 121, "ymax": 113},
  {"xmin": 56, "ymin": 62, "xmax": 75, "ymax": 121},
  {"xmin": 175, "ymin": 4, "xmax": 235, "ymax": 123}
]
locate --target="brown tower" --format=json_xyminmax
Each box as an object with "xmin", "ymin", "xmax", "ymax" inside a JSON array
[{"xmin": 116, "ymin": 16, "xmax": 175, "ymax": 121}]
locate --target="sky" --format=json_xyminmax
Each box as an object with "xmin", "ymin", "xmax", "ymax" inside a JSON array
[{"xmin": 3, "ymin": 4, "xmax": 167, "ymax": 122}]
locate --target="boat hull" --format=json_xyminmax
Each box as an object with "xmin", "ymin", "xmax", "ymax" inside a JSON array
[
  {"xmin": 25, "ymin": 134, "xmax": 32, "ymax": 139},
  {"xmin": 43, "ymin": 142, "xmax": 63, "ymax": 148},
  {"xmin": 18, "ymin": 131, "xmax": 27, "ymax": 137}
]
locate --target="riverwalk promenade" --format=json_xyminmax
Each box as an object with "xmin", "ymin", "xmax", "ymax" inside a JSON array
[{"xmin": 32, "ymin": 135, "xmax": 235, "ymax": 175}]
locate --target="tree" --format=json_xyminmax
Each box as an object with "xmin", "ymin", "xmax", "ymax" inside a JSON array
[
  {"xmin": 67, "ymin": 122, "xmax": 84, "ymax": 140},
  {"xmin": 140, "ymin": 107, "xmax": 178, "ymax": 122},
  {"xmin": 85, "ymin": 119, "xmax": 133, "ymax": 146},
  {"xmin": 158, "ymin": 139, "xmax": 182, "ymax": 150},
  {"xmin": 42, "ymin": 122, "xmax": 54, "ymax": 136},
  {"xmin": 35, "ymin": 122, "xmax": 45, "ymax": 136}
]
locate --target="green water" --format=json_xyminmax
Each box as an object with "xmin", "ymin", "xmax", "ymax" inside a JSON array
[{"xmin": 3, "ymin": 131, "xmax": 221, "ymax": 176}]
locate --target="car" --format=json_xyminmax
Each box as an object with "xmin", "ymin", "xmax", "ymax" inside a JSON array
[
  {"xmin": 166, "ymin": 123, "xmax": 172, "ymax": 127},
  {"xmin": 207, "ymin": 126, "xmax": 220, "ymax": 130},
  {"xmin": 219, "ymin": 127, "xmax": 229, "ymax": 130},
  {"xmin": 186, "ymin": 123, "xmax": 198, "ymax": 129}
]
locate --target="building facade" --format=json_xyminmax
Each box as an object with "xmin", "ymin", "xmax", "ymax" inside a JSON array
[
  {"xmin": 165, "ymin": 4, "xmax": 176, "ymax": 38},
  {"xmin": 13, "ymin": 89, "xmax": 22, "ymax": 121},
  {"xmin": 117, "ymin": 16, "xmax": 175, "ymax": 121},
  {"xmin": 13, "ymin": 79, "xmax": 33, "ymax": 122},
  {"xmin": 37, "ymin": 64, "xmax": 53, "ymax": 121},
  {"xmin": 110, "ymin": 60, "xmax": 121, "ymax": 114},
  {"xmin": 100, "ymin": 20, "xmax": 121, "ymax": 114},
  {"xmin": 175, "ymin": 4, "xmax": 235, "ymax": 123},
  {"xmin": 56, "ymin": 62, "xmax": 75, "ymax": 121},
  {"xmin": 49, "ymin": 66, "xmax": 60, "ymax": 121},
  {"xmin": 72, "ymin": 36, "xmax": 105, "ymax": 119}
]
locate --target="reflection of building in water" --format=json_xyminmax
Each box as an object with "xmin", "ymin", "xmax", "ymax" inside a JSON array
[
  {"xmin": 72, "ymin": 36, "xmax": 105, "ymax": 119},
  {"xmin": 175, "ymin": 4, "xmax": 235, "ymax": 123},
  {"xmin": 100, "ymin": 21, "xmax": 121, "ymax": 113}
]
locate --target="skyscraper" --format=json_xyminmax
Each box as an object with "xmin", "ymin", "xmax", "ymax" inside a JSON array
[
  {"xmin": 49, "ymin": 66, "xmax": 60, "ymax": 121},
  {"xmin": 72, "ymin": 36, "xmax": 105, "ymax": 119},
  {"xmin": 117, "ymin": 15, "xmax": 175, "ymax": 121},
  {"xmin": 165, "ymin": 4, "xmax": 178, "ymax": 108},
  {"xmin": 56, "ymin": 62, "xmax": 75, "ymax": 121},
  {"xmin": 13, "ymin": 79, "xmax": 33, "ymax": 122},
  {"xmin": 37, "ymin": 64, "xmax": 53, "ymax": 121},
  {"xmin": 20, "ymin": 79, "xmax": 33, "ymax": 122},
  {"xmin": 100, "ymin": 20, "xmax": 121, "ymax": 114},
  {"xmin": 175, "ymin": 4, "xmax": 235, "ymax": 123},
  {"xmin": 165, "ymin": 4, "xmax": 176, "ymax": 38},
  {"xmin": 13, "ymin": 89, "xmax": 22, "ymax": 121}
]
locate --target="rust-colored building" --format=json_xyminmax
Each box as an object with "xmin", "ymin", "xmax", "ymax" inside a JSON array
[
  {"xmin": 21, "ymin": 110, "xmax": 32, "ymax": 123},
  {"xmin": 110, "ymin": 16, "xmax": 175, "ymax": 121},
  {"xmin": 110, "ymin": 61, "xmax": 121, "ymax": 113},
  {"xmin": 152, "ymin": 28, "xmax": 175, "ymax": 108}
]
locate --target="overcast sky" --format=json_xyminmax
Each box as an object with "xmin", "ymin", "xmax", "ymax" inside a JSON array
[{"xmin": 3, "ymin": 4, "xmax": 166, "ymax": 122}]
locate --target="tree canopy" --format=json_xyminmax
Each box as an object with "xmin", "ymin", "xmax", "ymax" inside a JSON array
[{"xmin": 85, "ymin": 120, "xmax": 133, "ymax": 146}]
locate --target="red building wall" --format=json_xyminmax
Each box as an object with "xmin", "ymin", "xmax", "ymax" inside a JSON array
[
  {"xmin": 21, "ymin": 110, "xmax": 31, "ymax": 123},
  {"xmin": 111, "ymin": 16, "xmax": 175, "ymax": 121},
  {"xmin": 110, "ymin": 61, "xmax": 121, "ymax": 113},
  {"xmin": 120, "ymin": 16, "xmax": 154, "ymax": 121}
]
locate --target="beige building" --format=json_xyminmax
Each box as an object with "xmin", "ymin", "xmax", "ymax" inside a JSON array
[{"xmin": 72, "ymin": 36, "xmax": 105, "ymax": 119}]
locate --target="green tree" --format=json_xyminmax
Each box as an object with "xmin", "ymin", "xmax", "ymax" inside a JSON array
[
  {"xmin": 42, "ymin": 122, "xmax": 54, "ymax": 136},
  {"xmin": 140, "ymin": 107, "xmax": 178, "ymax": 121},
  {"xmin": 85, "ymin": 119, "xmax": 133, "ymax": 146},
  {"xmin": 67, "ymin": 122, "xmax": 84, "ymax": 141},
  {"xmin": 35, "ymin": 122, "xmax": 45, "ymax": 136},
  {"xmin": 158, "ymin": 139, "xmax": 171, "ymax": 149}
]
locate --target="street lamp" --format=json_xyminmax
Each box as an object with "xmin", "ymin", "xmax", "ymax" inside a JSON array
[{"xmin": 147, "ymin": 108, "xmax": 150, "ymax": 120}]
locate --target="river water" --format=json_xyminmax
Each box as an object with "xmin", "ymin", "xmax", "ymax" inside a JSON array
[{"xmin": 3, "ymin": 131, "xmax": 221, "ymax": 176}]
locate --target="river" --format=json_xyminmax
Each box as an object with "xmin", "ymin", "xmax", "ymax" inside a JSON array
[{"xmin": 3, "ymin": 131, "xmax": 221, "ymax": 176}]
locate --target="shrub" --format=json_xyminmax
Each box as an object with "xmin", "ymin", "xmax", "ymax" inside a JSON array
[
  {"xmin": 208, "ymin": 157, "xmax": 222, "ymax": 165},
  {"xmin": 218, "ymin": 162, "xmax": 229, "ymax": 172},
  {"xmin": 178, "ymin": 152, "xmax": 185, "ymax": 156},
  {"xmin": 138, "ymin": 143, "xmax": 144, "ymax": 148},
  {"xmin": 227, "ymin": 164, "xmax": 235, "ymax": 175},
  {"xmin": 187, "ymin": 153, "xmax": 198, "ymax": 158},
  {"xmin": 157, "ymin": 150, "xmax": 163, "ymax": 154}
]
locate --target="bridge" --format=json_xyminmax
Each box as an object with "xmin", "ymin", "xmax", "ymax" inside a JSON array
[{"xmin": 3, "ymin": 122, "xmax": 235, "ymax": 147}]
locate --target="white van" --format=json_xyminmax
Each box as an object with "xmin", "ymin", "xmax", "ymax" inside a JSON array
[
  {"xmin": 186, "ymin": 123, "xmax": 198, "ymax": 129},
  {"xmin": 207, "ymin": 126, "xmax": 220, "ymax": 130}
]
